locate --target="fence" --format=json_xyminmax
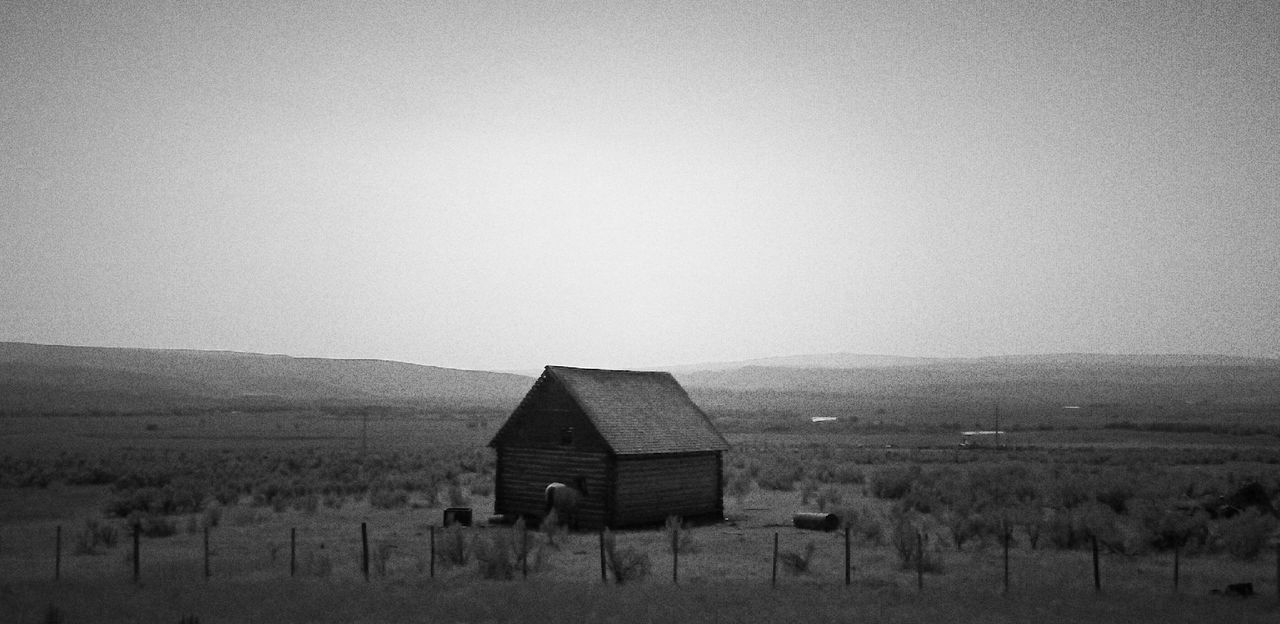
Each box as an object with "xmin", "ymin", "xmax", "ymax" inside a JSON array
[{"xmin": 4, "ymin": 519, "xmax": 1279, "ymax": 599}]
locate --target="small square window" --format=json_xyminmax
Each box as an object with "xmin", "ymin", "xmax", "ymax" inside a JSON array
[{"xmin": 560, "ymin": 426, "xmax": 574, "ymax": 446}]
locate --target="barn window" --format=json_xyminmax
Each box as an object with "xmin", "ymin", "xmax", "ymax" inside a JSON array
[{"xmin": 560, "ymin": 426, "xmax": 574, "ymax": 446}]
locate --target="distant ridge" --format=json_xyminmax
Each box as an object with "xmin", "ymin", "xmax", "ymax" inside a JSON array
[
  {"xmin": 0, "ymin": 342, "xmax": 532, "ymax": 413},
  {"xmin": 663, "ymin": 352, "xmax": 1278, "ymax": 372}
]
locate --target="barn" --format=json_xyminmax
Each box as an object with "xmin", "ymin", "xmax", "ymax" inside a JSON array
[{"xmin": 488, "ymin": 365, "xmax": 730, "ymax": 529}]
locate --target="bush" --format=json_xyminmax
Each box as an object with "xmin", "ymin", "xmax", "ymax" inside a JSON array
[
  {"xmin": 816, "ymin": 486, "xmax": 843, "ymax": 512},
  {"xmin": 871, "ymin": 466, "xmax": 922, "ymax": 500},
  {"xmin": 833, "ymin": 506, "xmax": 883, "ymax": 544},
  {"xmin": 469, "ymin": 479, "xmax": 494, "ymax": 497},
  {"xmin": 1217, "ymin": 509, "xmax": 1277, "ymax": 560},
  {"xmin": 603, "ymin": 530, "xmax": 650, "ymax": 584},
  {"xmin": 447, "ymin": 482, "xmax": 470, "ymax": 507},
  {"xmin": 725, "ymin": 470, "xmax": 753, "ymax": 504},
  {"xmin": 73, "ymin": 519, "xmax": 118, "ymax": 555},
  {"xmin": 127, "ymin": 512, "xmax": 178, "ymax": 538},
  {"xmin": 889, "ymin": 508, "xmax": 943, "ymax": 573},
  {"xmin": 665, "ymin": 516, "xmax": 698, "ymax": 553},
  {"xmin": 473, "ymin": 528, "xmax": 517, "ymax": 580},
  {"xmin": 436, "ymin": 526, "xmax": 471, "ymax": 567},
  {"xmin": 779, "ymin": 541, "xmax": 816, "ymax": 575},
  {"xmin": 540, "ymin": 510, "xmax": 566, "ymax": 547},
  {"xmin": 369, "ymin": 489, "xmax": 408, "ymax": 510}
]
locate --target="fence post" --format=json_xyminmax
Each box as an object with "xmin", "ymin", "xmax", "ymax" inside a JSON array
[
  {"xmin": 844, "ymin": 525, "xmax": 851, "ymax": 586},
  {"xmin": 132, "ymin": 525, "xmax": 140, "ymax": 584},
  {"xmin": 203, "ymin": 526, "xmax": 210, "ymax": 580},
  {"xmin": 361, "ymin": 522, "xmax": 369, "ymax": 582},
  {"xmin": 599, "ymin": 531, "xmax": 607, "ymax": 583},
  {"xmin": 53, "ymin": 525, "xmax": 61, "ymax": 581},
  {"xmin": 290, "ymin": 528, "xmax": 296, "ymax": 577},
  {"xmin": 1173, "ymin": 544, "xmax": 1179, "ymax": 592},
  {"xmin": 1091, "ymin": 535, "xmax": 1101, "ymax": 592},
  {"xmin": 429, "ymin": 525, "xmax": 435, "ymax": 579},
  {"xmin": 672, "ymin": 525, "xmax": 679, "ymax": 585},
  {"xmin": 522, "ymin": 525, "xmax": 528, "ymax": 580},
  {"xmin": 771, "ymin": 533, "xmax": 778, "ymax": 588},
  {"xmin": 916, "ymin": 532, "xmax": 924, "ymax": 591},
  {"xmin": 1274, "ymin": 543, "xmax": 1279, "ymax": 599}
]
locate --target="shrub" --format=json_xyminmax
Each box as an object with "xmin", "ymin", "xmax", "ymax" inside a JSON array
[
  {"xmin": 871, "ymin": 466, "xmax": 922, "ymax": 500},
  {"xmin": 127, "ymin": 512, "xmax": 177, "ymax": 538},
  {"xmin": 800, "ymin": 479, "xmax": 818, "ymax": 506},
  {"xmin": 469, "ymin": 479, "xmax": 494, "ymax": 497},
  {"xmin": 779, "ymin": 541, "xmax": 816, "ymax": 575},
  {"xmin": 665, "ymin": 516, "xmax": 698, "ymax": 554},
  {"xmin": 201, "ymin": 503, "xmax": 222, "ymax": 528},
  {"xmin": 831, "ymin": 463, "xmax": 865, "ymax": 485},
  {"xmin": 73, "ymin": 518, "xmax": 122, "ymax": 555},
  {"xmin": 447, "ymin": 482, "xmax": 470, "ymax": 507},
  {"xmin": 540, "ymin": 510, "xmax": 566, "ymax": 547},
  {"xmin": 373, "ymin": 542, "xmax": 396, "ymax": 577},
  {"xmin": 889, "ymin": 508, "xmax": 943, "ymax": 573},
  {"xmin": 1217, "ymin": 509, "xmax": 1277, "ymax": 560},
  {"xmin": 816, "ymin": 486, "xmax": 843, "ymax": 512},
  {"xmin": 756, "ymin": 460, "xmax": 803, "ymax": 491},
  {"xmin": 602, "ymin": 530, "xmax": 650, "ymax": 584},
  {"xmin": 725, "ymin": 470, "xmax": 753, "ymax": 504},
  {"xmin": 473, "ymin": 529, "xmax": 517, "ymax": 580},
  {"xmin": 834, "ymin": 506, "xmax": 883, "ymax": 544},
  {"xmin": 436, "ymin": 526, "xmax": 471, "ymax": 567},
  {"xmin": 369, "ymin": 489, "xmax": 409, "ymax": 510}
]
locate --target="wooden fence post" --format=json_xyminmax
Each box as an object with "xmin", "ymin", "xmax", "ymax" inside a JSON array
[
  {"xmin": 203, "ymin": 526, "xmax": 210, "ymax": 580},
  {"xmin": 771, "ymin": 533, "xmax": 778, "ymax": 588},
  {"xmin": 429, "ymin": 525, "xmax": 435, "ymax": 579},
  {"xmin": 599, "ymin": 531, "xmax": 607, "ymax": 583},
  {"xmin": 290, "ymin": 528, "xmax": 296, "ymax": 577},
  {"xmin": 672, "ymin": 525, "xmax": 679, "ymax": 585},
  {"xmin": 844, "ymin": 525, "xmax": 851, "ymax": 586},
  {"xmin": 361, "ymin": 522, "xmax": 369, "ymax": 582},
  {"xmin": 54, "ymin": 525, "xmax": 61, "ymax": 581},
  {"xmin": 132, "ymin": 526, "xmax": 140, "ymax": 584},
  {"xmin": 1091, "ymin": 535, "xmax": 1101, "ymax": 593},
  {"xmin": 1173, "ymin": 544, "xmax": 1179, "ymax": 592},
  {"xmin": 522, "ymin": 525, "xmax": 528, "ymax": 580}
]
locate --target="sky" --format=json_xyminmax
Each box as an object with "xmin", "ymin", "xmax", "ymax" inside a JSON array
[{"xmin": 2, "ymin": 1, "xmax": 1278, "ymax": 371}]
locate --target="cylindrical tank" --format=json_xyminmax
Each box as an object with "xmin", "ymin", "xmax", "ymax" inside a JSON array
[{"xmin": 792, "ymin": 512, "xmax": 840, "ymax": 531}]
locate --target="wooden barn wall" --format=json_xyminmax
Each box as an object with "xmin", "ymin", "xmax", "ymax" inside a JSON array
[
  {"xmin": 495, "ymin": 446, "xmax": 610, "ymax": 528},
  {"xmin": 613, "ymin": 452, "xmax": 722, "ymax": 526}
]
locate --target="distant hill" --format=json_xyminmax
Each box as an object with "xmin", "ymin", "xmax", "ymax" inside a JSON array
[
  {"xmin": 0, "ymin": 342, "xmax": 532, "ymax": 413},
  {"xmin": 672, "ymin": 353, "xmax": 1280, "ymax": 410},
  {"xmin": 665, "ymin": 352, "xmax": 1278, "ymax": 372}
]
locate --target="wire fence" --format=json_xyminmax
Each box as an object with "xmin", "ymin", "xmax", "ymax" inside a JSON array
[{"xmin": 3, "ymin": 517, "xmax": 1279, "ymax": 600}]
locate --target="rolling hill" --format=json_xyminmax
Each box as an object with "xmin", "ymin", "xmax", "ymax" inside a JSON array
[{"xmin": 0, "ymin": 342, "xmax": 532, "ymax": 413}]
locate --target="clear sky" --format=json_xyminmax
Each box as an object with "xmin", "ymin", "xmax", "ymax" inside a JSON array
[{"xmin": 3, "ymin": 1, "xmax": 1278, "ymax": 370}]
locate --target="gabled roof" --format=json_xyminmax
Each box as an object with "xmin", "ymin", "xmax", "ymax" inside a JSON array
[{"xmin": 497, "ymin": 365, "xmax": 729, "ymax": 456}]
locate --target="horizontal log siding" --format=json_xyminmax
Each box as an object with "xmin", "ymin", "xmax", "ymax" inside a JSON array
[
  {"xmin": 613, "ymin": 453, "xmax": 721, "ymax": 526},
  {"xmin": 495, "ymin": 446, "xmax": 610, "ymax": 529}
]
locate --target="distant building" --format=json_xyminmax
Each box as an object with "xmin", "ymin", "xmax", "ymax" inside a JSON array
[{"xmin": 488, "ymin": 366, "xmax": 730, "ymax": 529}]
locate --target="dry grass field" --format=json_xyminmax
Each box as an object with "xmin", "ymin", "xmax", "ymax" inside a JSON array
[{"xmin": 2, "ymin": 410, "xmax": 1279, "ymax": 622}]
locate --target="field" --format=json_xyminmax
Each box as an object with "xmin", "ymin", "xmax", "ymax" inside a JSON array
[{"xmin": 2, "ymin": 407, "xmax": 1280, "ymax": 623}]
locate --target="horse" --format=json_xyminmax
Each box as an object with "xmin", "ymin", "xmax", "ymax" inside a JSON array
[{"xmin": 544, "ymin": 477, "xmax": 588, "ymax": 530}]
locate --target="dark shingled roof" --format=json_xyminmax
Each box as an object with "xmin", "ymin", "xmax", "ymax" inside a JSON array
[{"xmin": 542, "ymin": 365, "xmax": 729, "ymax": 455}]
